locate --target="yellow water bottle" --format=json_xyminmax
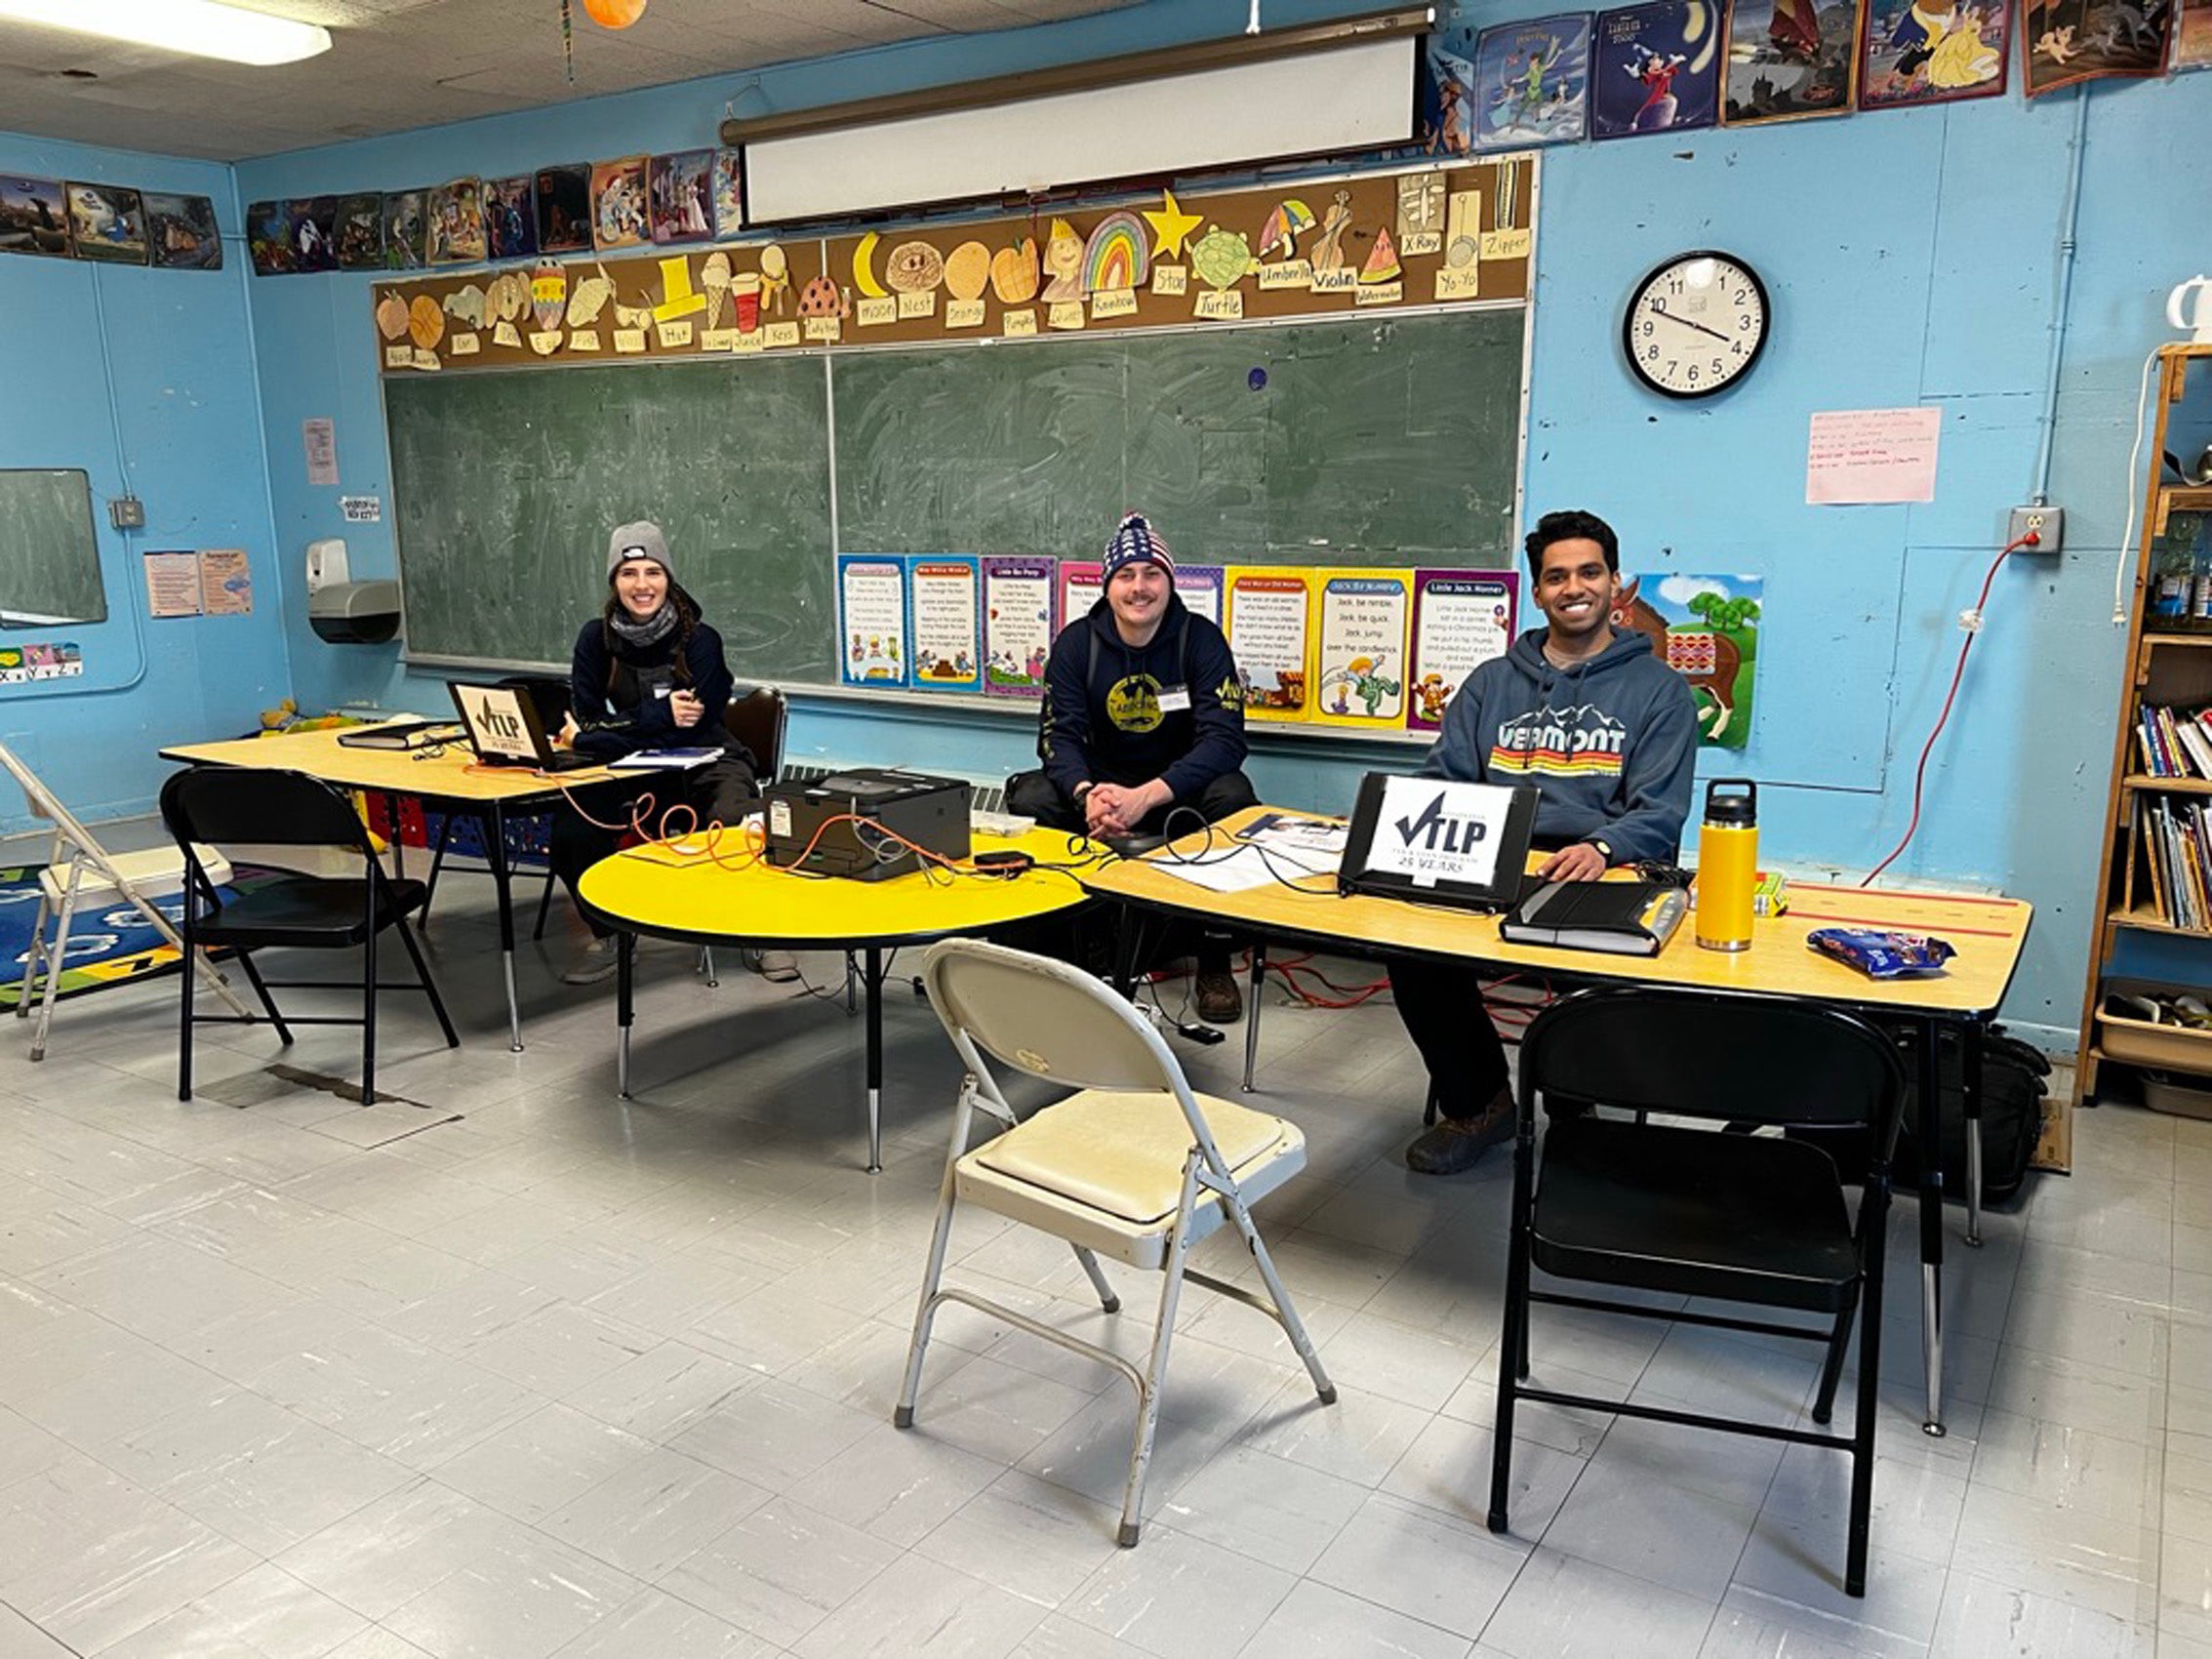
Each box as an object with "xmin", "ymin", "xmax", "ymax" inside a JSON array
[{"xmin": 1696, "ymin": 778, "xmax": 1758, "ymax": 952}]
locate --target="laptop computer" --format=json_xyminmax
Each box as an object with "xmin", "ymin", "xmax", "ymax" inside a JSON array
[
  {"xmin": 1338, "ymin": 772, "xmax": 1543, "ymax": 911},
  {"xmin": 446, "ymin": 682, "xmax": 599, "ymax": 771}
]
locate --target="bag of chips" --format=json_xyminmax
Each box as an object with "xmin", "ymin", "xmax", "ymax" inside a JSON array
[{"xmin": 1806, "ymin": 927, "xmax": 1954, "ymax": 979}]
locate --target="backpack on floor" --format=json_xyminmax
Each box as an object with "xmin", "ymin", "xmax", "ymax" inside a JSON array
[{"xmin": 1791, "ymin": 1024, "xmax": 2047, "ymax": 1205}]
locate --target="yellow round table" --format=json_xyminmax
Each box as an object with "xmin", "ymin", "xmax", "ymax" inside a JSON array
[{"xmin": 579, "ymin": 826, "xmax": 1096, "ymax": 1169}]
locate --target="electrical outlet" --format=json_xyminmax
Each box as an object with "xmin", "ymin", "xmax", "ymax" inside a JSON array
[
  {"xmin": 107, "ymin": 495, "xmax": 144, "ymax": 530},
  {"xmin": 2008, "ymin": 505, "xmax": 2063, "ymax": 553}
]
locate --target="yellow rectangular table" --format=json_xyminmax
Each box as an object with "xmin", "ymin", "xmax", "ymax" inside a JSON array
[
  {"xmin": 1081, "ymin": 806, "xmax": 2033, "ymax": 1436},
  {"xmin": 160, "ymin": 722, "xmax": 617, "ymax": 1051}
]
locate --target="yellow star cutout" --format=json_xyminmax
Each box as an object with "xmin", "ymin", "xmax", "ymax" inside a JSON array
[{"xmin": 1145, "ymin": 189, "xmax": 1203, "ymax": 261}]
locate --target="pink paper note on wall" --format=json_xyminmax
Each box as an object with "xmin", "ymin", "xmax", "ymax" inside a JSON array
[{"xmin": 1805, "ymin": 407, "xmax": 1941, "ymax": 505}]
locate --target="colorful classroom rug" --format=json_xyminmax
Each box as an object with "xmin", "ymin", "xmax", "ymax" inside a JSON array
[{"xmin": 0, "ymin": 864, "xmax": 261, "ymax": 1010}]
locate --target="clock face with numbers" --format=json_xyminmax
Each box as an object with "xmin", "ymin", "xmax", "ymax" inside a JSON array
[{"xmin": 1623, "ymin": 251, "xmax": 1770, "ymax": 399}]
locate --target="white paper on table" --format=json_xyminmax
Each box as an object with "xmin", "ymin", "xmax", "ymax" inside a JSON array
[
  {"xmin": 1805, "ymin": 407, "xmax": 1940, "ymax": 505},
  {"xmin": 1152, "ymin": 839, "xmax": 1338, "ymax": 892}
]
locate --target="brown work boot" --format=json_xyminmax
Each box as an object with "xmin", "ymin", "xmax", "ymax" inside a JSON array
[
  {"xmin": 1405, "ymin": 1086, "xmax": 1514, "ymax": 1174},
  {"xmin": 1193, "ymin": 970, "xmax": 1243, "ymax": 1024}
]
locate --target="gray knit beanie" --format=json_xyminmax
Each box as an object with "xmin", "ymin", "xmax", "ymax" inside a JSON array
[{"xmin": 607, "ymin": 520, "xmax": 673, "ymax": 583}]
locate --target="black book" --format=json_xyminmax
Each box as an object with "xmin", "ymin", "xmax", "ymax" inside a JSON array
[{"xmin": 1499, "ymin": 879, "xmax": 1688, "ymax": 956}]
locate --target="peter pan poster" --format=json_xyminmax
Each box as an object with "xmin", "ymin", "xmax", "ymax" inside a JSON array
[
  {"xmin": 1617, "ymin": 573, "xmax": 1762, "ymax": 749},
  {"xmin": 1471, "ymin": 15, "xmax": 1594, "ymax": 149}
]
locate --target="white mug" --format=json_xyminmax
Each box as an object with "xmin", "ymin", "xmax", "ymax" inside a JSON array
[{"xmin": 2169, "ymin": 275, "xmax": 2212, "ymax": 344}]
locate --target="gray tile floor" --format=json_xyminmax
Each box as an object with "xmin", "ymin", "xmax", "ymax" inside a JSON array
[{"xmin": 2, "ymin": 852, "xmax": 2207, "ymax": 1657}]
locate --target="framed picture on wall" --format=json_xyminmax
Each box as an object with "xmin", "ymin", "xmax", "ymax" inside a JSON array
[
  {"xmin": 1, "ymin": 176, "xmax": 73, "ymax": 258},
  {"xmin": 590, "ymin": 156, "xmax": 649, "ymax": 251},
  {"xmin": 426, "ymin": 178, "xmax": 486, "ymax": 264},
  {"xmin": 1591, "ymin": 0, "xmax": 1722, "ymax": 138},
  {"xmin": 335, "ymin": 192, "xmax": 383, "ymax": 271},
  {"xmin": 66, "ymin": 182, "xmax": 148, "ymax": 263},
  {"xmin": 534, "ymin": 164, "xmax": 591, "ymax": 253},
  {"xmin": 382, "ymin": 189, "xmax": 427, "ymax": 269},
  {"xmin": 1723, "ymin": 0, "xmax": 1861, "ymax": 121},
  {"xmin": 1858, "ymin": 0, "xmax": 2008, "ymax": 106},
  {"xmin": 143, "ymin": 192, "xmax": 222, "ymax": 269},
  {"xmin": 648, "ymin": 150, "xmax": 713, "ymax": 244},
  {"xmin": 1471, "ymin": 15, "xmax": 1594, "ymax": 150},
  {"xmin": 484, "ymin": 175, "xmax": 537, "ymax": 261},
  {"xmin": 2022, "ymin": 0, "xmax": 2172, "ymax": 92}
]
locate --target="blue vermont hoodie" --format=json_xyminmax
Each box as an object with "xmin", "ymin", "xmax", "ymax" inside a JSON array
[{"xmin": 1420, "ymin": 627, "xmax": 1698, "ymax": 863}]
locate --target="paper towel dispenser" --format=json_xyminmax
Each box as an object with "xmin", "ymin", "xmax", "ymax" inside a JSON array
[{"xmin": 308, "ymin": 579, "xmax": 400, "ymax": 644}]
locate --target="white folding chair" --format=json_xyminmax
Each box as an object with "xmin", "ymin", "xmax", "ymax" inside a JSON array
[
  {"xmin": 898, "ymin": 937, "xmax": 1335, "ymax": 1546},
  {"xmin": 1, "ymin": 743, "xmax": 249, "ymax": 1060}
]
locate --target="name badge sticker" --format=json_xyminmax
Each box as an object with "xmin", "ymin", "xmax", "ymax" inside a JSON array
[{"xmin": 1157, "ymin": 685, "xmax": 1192, "ymax": 713}]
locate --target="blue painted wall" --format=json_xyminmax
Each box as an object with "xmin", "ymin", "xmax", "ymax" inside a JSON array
[
  {"xmin": 0, "ymin": 136, "xmax": 290, "ymax": 825},
  {"xmin": 10, "ymin": 0, "xmax": 2206, "ymax": 1044}
]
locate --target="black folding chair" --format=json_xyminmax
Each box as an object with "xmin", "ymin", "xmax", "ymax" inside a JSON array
[
  {"xmin": 1489, "ymin": 986, "xmax": 1908, "ymax": 1598},
  {"xmin": 420, "ymin": 673, "xmax": 568, "ymax": 938},
  {"xmin": 160, "ymin": 765, "xmax": 459, "ymax": 1106}
]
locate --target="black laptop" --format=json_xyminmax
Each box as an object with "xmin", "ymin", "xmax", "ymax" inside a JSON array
[
  {"xmin": 447, "ymin": 682, "xmax": 598, "ymax": 771},
  {"xmin": 1338, "ymin": 773, "xmax": 1543, "ymax": 911}
]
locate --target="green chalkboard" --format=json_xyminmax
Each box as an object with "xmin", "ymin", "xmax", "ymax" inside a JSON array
[
  {"xmin": 834, "ymin": 311, "xmax": 1524, "ymax": 566},
  {"xmin": 382, "ymin": 309, "xmax": 1525, "ymax": 684},
  {"xmin": 387, "ymin": 357, "xmax": 835, "ymax": 681},
  {"xmin": 0, "ymin": 469, "xmax": 104, "ymax": 628}
]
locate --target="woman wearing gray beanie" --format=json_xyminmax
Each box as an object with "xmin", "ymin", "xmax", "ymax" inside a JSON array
[{"xmin": 549, "ymin": 520, "xmax": 789, "ymax": 983}]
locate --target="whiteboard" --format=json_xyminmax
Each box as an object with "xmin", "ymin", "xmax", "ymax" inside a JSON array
[{"xmin": 744, "ymin": 34, "xmax": 1419, "ymax": 223}]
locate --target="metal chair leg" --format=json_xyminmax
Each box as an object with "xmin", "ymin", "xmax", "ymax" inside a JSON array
[
  {"xmin": 16, "ymin": 884, "xmax": 50, "ymax": 1022},
  {"xmin": 896, "ymin": 1088, "xmax": 974, "ymax": 1430},
  {"xmin": 699, "ymin": 946, "xmax": 717, "ymax": 987},
  {"xmin": 1072, "ymin": 1244, "xmax": 1122, "ymax": 1313},
  {"xmin": 1118, "ymin": 1153, "xmax": 1201, "ymax": 1548},
  {"xmin": 28, "ymin": 870, "xmax": 83, "ymax": 1063}
]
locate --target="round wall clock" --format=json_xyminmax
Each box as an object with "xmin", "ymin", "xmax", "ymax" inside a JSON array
[{"xmin": 1623, "ymin": 251, "xmax": 1770, "ymax": 399}]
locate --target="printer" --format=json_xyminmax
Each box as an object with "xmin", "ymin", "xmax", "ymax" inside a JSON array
[{"xmin": 764, "ymin": 768, "xmax": 970, "ymax": 879}]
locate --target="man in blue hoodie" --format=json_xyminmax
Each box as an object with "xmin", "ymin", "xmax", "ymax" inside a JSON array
[
  {"xmin": 1010, "ymin": 512, "xmax": 1255, "ymax": 1021},
  {"xmin": 1394, "ymin": 508, "xmax": 1699, "ymax": 1174}
]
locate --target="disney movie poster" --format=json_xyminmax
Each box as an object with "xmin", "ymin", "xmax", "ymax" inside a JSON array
[
  {"xmin": 1592, "ymin": 0, "xmax": 1723, "ymax": 137},
  {"xmin": 1471, "ymin": 15, "xmax": 1594, "ymax": 150},
  {"xmin": 1859, "ymin": 0, "xmax": 2009, "ymax": 105},
  {"xmin": 1724, "ymin": 0, "xmax": 1860, "ymax": 121},
  {"xmin": 2021, "ymin": 0, "xmax": 2173, "ymax": 93}
]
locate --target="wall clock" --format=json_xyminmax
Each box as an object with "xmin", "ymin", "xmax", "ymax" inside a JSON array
[{"xmin": 1623, "ymin": 251, "xmax": 1769, "ymax": 399}]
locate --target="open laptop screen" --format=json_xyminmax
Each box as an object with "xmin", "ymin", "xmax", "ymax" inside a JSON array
[
  {"xmin": 448, "ymin": 682, "xmax": 543, "ymax": 765},
  {"xmin": 1338, "ymin": 773, "xmax": 1541, "ymax": 911}
]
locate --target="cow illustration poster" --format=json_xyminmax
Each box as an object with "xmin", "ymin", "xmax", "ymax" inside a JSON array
[{"xmin": 1614, "ymin": 573, "xmax": 1762, "ymax": 749}]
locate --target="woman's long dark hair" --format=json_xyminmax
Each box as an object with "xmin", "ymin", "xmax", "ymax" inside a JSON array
[{"xmin": 600, "ymin": 578, "xmax": 703, "ymax": 691}]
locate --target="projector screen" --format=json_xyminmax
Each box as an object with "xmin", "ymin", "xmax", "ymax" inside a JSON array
[{"xmin": 744, "ymin": 34, "xmax": 1419, "ymax": 225}]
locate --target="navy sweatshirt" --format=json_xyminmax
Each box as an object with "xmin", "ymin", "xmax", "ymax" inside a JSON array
[
  {"xmin": 1420, "ymin": 627, "xmax": 1697, "ymax": 863},
  {"xmin": 1038, "ymin": 594, "xmax": 1247, "ymax": 802},
  {"xmin": 567, "ymin": 616, "xmax": 741, "ymax": 764}
]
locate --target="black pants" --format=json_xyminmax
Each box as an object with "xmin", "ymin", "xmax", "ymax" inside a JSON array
[
  {"xmin": 1386, "ymin": 957, "xmax": 1508, "ymax": 1120},
  {"xmin": 1006, "ymin": 768, "xmax": 1259, "ymax": 977},
  {"xmin": 1006, "ymin": 767, "xmax": 1260, "ymax": 842},
  {"xmin": 553, "ymin": 755, "xmax": 757, "ymax": 937}
]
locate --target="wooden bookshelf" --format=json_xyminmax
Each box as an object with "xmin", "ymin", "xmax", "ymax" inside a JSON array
[{"xmin": 2076, "ymin": 342, "xmax": 2212, "ymax": 1128}]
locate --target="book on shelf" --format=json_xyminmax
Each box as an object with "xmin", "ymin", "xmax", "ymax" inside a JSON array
[{"xmin": 2135, "ymin": 703, "xmax": 2212, "ymax": 780}]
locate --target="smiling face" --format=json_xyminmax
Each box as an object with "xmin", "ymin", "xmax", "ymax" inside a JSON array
[
  {"xmin": 1531, "ymin": 536, "xmax": 1620, "ymax": 650},
  {"xmin": 612, "ymin": 557, "xmax": 669, "ymax": 621},
  {"xmin": 1106, "ymin": 559, "xmax": 1171, "ymax": 644}
]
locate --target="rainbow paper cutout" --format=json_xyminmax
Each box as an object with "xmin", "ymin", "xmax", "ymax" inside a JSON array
[{"xmin": 1082, "ymin": 211, "xmax": 1150, "ymax": 295}]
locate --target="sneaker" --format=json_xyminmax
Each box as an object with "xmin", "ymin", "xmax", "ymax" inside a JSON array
[
  {"xmin": 753, "ymin": 949, "xmax": 800, "ymax": 983},
  {"xmin": 1405, "ymin": 1088, "xmax": 1515, "ymax": 1174},
  {"xmin": 562, "ymin": 936, "xmax": 619, "ymax": 985},
  {"xmin": 1193, "ymin": 970, "xmax": 1243, "ymax": 1024}
]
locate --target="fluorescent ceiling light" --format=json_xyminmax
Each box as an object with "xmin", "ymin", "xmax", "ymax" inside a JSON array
[{"xmin": 0, "ymin": 0, "xmax": 332, "ymax": 65}]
